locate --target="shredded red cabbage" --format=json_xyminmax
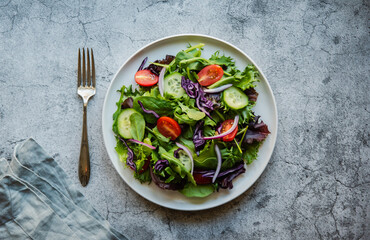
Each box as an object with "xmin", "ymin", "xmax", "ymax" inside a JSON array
[
  {"xmin": 154, "ymin": 159, "xmax": 169, "ymax": 172},
  {"xmin": 244, "ymin": 115, "xmax": 270, "ymax": 144},
  {"xmin": 137, "ymin": 100, "xmax": 160, "ymax": 118},
  {"xmin": 193, "ymin": 120, "xmax": 206, "ymax": 156},
  {"xmin": 206, "ymin": 93, "xmax": 221, "ymax": 109},
  {"xmin": 193, "ymin": 163, "xmax": 246, "ymax": 189},
  {"xmin": 181, "ymin": 76, "xmax": 198, "ymax": 98},
  {"xmin": 118, "ymin": 136, "xmax": 136, "ymax": 171},
  {"xmin": 138, "ymin": 57, "xmax": 148, "ymax": 71},
  {"xmin": 219, "ymin": 165, "xmax": 246, "ymax": 189},
  {"xmin": 181, "ymin": 77, "xmax": 214, "ymax": 118}
]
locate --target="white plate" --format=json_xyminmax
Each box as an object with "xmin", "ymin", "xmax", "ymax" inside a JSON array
[{"xmin": 102, "ymin": 34, "xmax": 278, "ymax": 211}]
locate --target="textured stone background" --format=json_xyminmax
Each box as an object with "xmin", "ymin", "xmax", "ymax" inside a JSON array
[{"xmin": 0, "ymin": 0, "xmax": 369, "ymax": 239}]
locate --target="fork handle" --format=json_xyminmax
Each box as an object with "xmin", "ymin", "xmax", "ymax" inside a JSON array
[{"xmin": 79, "ymin": 105, "xmax": 90, "ymax": 187}]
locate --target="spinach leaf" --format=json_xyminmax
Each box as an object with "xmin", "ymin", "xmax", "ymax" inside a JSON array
[
  {"xmin": 179, "ymin": 183, "xmax": 216, "ymax": 198},
  {"xmin": 193, "ymin": 141, "xmax": 217, "ymax": 169},
  {"xmin": 133, "ymin": 96, "xmax": 174, "ymax": 123},
  {"xmin": 129, "ymin": 112, "xmax": 145, "ymax": 141}
]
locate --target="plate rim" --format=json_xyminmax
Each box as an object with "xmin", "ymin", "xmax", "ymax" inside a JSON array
[{"xmin": 102, "ymin": 33, "xmax": 278, "ymax": 211}]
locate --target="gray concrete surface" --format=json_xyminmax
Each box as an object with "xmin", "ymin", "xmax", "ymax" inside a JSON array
[{"xmin": 0, "ymin": 0, "xmax": 369, "ymax": 239}]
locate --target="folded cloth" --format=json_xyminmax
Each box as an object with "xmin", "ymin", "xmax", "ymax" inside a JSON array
[
  {"xmin": 0, "ymin": 138, "xmax": 127, "ymax": 240},
  {"xmin": 0, "ymin": 160, "xmax": 80, "ymax": 240}
]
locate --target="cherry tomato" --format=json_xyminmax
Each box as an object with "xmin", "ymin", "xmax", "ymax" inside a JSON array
[
  {"xmin": 157, "ymin": 116, "xmax": 181, "ymax": 140},
  {"xmin": 193, "ymin": 173, "xmax": 213, "ymax": 185},
  {"xmin": 220, "ymin": 119, "xmax": 238, "ymax": 142},
  {"xmin": 135, "ymin": 70, "xmax": 159, "ymax": 87},
  {"xmin": 197, "ymin": 64, "xmax": 224, "ymax": 86}
]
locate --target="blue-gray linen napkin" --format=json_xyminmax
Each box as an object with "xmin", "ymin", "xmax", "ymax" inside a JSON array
[{"xmin": 0, "ymin": 138, "xmax": 127, "ymax": 240}]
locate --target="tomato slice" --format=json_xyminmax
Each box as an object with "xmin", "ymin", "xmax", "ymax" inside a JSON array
[
  {"xmin": 193, "ymin": 173, "xmax": 213, "ymax": 185},
  {"xmin": 197, "ymin": 64, "xmax": 224, "ymax": 86},
  {"xmin": 135, "ymin": 70, "xmax": 159, "ymax": 87},
  {"xmin": 157, "ymin": 116, "xmax": 181, "ymax": 140},
  {"xmin": 220, "ymin": 119, "xmax": 238, "ymax": 142}
]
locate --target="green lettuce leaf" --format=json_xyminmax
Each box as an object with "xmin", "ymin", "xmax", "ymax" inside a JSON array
[
  {"xmin": 129, "ymin": 112, "xmax": 145, "ymax": 141},
  {"xmin": 133, "ymin": 96, "xmax": 174, "ymax": 123},
  {"xmin": 242, "ymin": 142, "xmax": 262, "ymax": 165},
  {"xmin": 179, "ymin": 183, "xmax": 216, "ymax": 198},
  {"xmin": 158, "ymin": 147, "xmax": 196, "ymax": 185},
  {"xmin": 134, "ymin": 170, "xmax": 151, "ymax": 183}
]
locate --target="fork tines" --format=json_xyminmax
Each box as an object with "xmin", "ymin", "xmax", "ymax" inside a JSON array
[{"xmin": 78, "ymin": 48, "xmax": 95, "ymax": 88}]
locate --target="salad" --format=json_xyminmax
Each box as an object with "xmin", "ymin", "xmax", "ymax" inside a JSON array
[{"xmin": 112, "ymin": 43, "xmax": 270, "ymax": 198}]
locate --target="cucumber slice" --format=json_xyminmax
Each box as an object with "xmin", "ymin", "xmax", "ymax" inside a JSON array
[
  {"xmin": 177, "ymin": 149, "xmax": 192, "ymax": 172},
  {"xmin": 222, "ymin": 86, "xmax": 249, "ymax": 110},
  {"xmin": 164, "ymin": 72, "xmax": 185, "ymax": 99},
  {"xmin": 117, "ymin": 108, "xmax": 144, "ymax": 139}
]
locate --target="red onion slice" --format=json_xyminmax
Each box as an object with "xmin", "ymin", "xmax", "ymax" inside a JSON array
[
  {"xmin": 203, "ymin": 115, "xmax": 239, "ymax": 140},
  {"xmin": 204, "ymin": 84, "xmax": 233, "ymax": 93},
  {"xmin": 175, "ymin": 142, "xmax": 194, "ymax": 175},
  {"xmin": 212, "ymin": 144, "xmax": 222, "ymax": 183},
  {"xmin": 158, "ymin": 67, "xmax": 166, "ymax": 97},
  {"xmin": 128, "ymin": 139, "xmax": 156, "ymax": 149}
]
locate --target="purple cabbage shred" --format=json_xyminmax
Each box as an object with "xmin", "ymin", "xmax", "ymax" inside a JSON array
[
  {"xmin": 181, "ymin": 77, "xmax": 214, "ymax": 118},
  {"xmin": 193, "ymin": 121, "xmax": 206, "ymax": 156},
  {"xmin": 219, "ymin": 165, "xmax": 246, "ymax": 189},
  {"xmin": 154, "ymin": 159, "xmax": 169, "ymax": 172},
  {"xmin": 206, "ymin": 93, "xmax": 221, "ymax": 109},
  {"xmin": 181, "ymin": 76, "xmax": 198, "ymax": 98},
  {"xmin": 193, "ymin": 163, "xmax": 246, "ymax": 189}
]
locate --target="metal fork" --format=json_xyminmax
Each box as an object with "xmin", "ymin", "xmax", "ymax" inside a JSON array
[{"xmin": 77, "ymin": 48, "xmax": 96, "ymax": 187}]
